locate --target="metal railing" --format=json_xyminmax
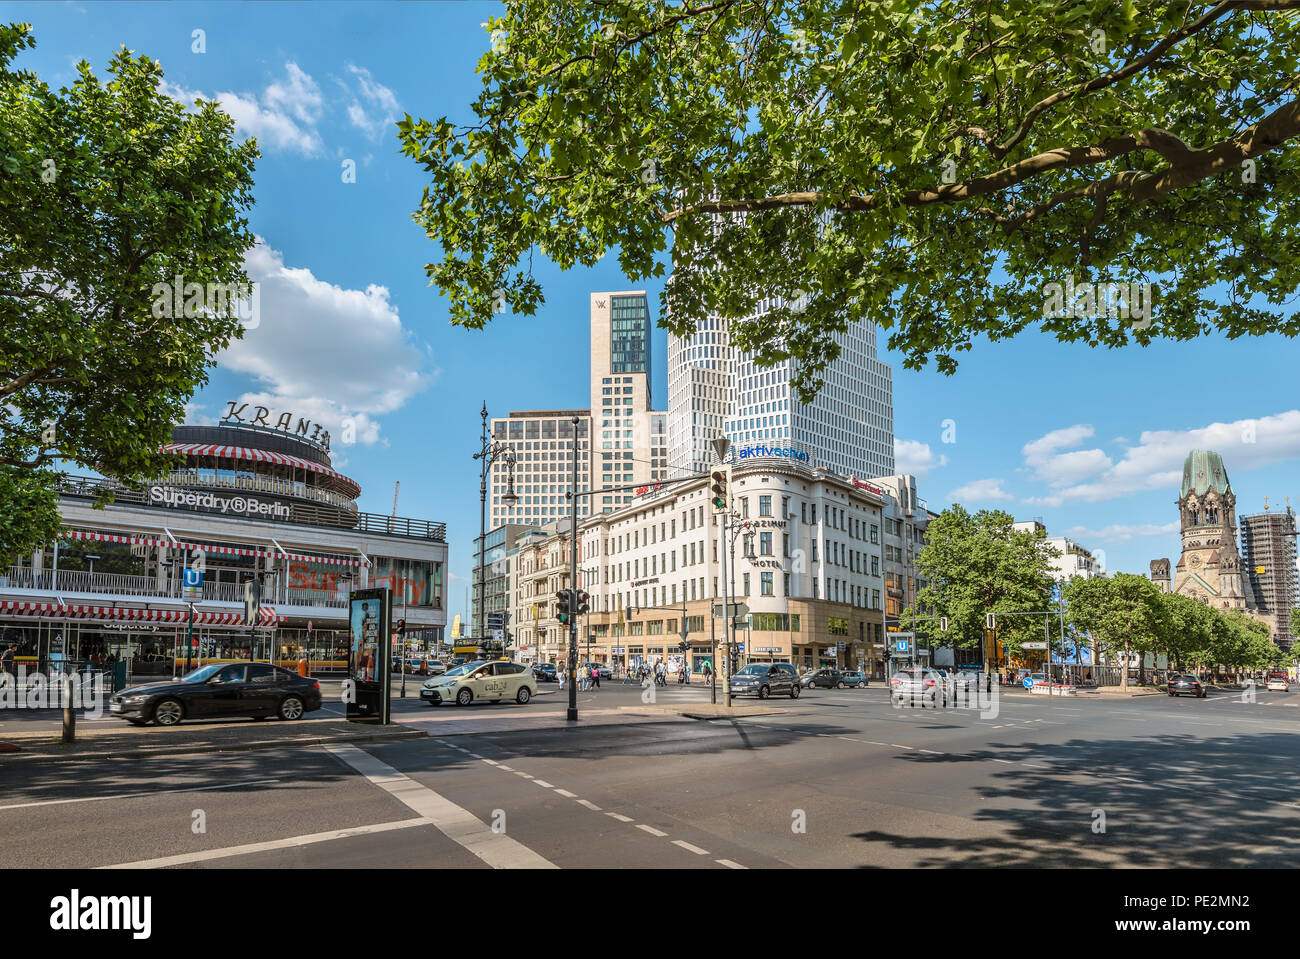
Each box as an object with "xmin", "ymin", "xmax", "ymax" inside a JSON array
[
  {"xmin": 57, "ymin": 474, "xmax": 446, "ymax": 541},
  {"xmin": 163, "ymin": 469, "xmax": 358, "ymax": 511}
]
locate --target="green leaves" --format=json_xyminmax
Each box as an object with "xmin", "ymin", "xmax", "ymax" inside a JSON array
[
  {"xmin": 0, "ymin": 22, "xmax": 257, "ymax": 563},
  {"xmin": 402, "ymin": 0, "xmax": 1300, "ymax": 398}
]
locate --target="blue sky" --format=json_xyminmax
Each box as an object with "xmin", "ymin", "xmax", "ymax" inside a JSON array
[{"xmin": 14, "ymin": 1, "xmax": 1300, "ymax": 624}]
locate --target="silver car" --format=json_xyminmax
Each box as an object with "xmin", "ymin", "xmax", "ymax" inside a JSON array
[{"xmin": 889, "ymin": 667, "xmax": 950, "ymax": 707}]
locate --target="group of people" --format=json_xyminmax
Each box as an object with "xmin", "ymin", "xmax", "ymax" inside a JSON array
[{"xmin": 557, "ymin": 663, "xmax": 602, "ymax": 690}]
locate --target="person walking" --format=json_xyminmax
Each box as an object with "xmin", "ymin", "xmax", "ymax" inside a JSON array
[
  {"xmin": 0, "ymin": 643, "xmax": 15, "ymax": 688},
  {"xmin": 558, "ymin": 664, "xmax": 567, "ymax": 690},
  {"xmin": 591, "ymin": 664, "xmax": 600, "ymax": 689}
]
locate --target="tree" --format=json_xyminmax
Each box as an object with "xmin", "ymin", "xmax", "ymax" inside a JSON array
[
  {"xmin": 909, "ymin": 505, "xmax": 1057, "ymax": 663},
  {"xmin": 0, "ymin": 23, "xmax": 258, "ymax": 563},
  {"xmin": 400, "ymin": 1, "xmax": 1300, "ymax": 401},
  {"xmin": 1064, "ymin": 573, "xmax": 1168, "ymax": 690},
  {"xmin": 1159, "ymin": 591, "xmax": 1217, "ymax": 672}
]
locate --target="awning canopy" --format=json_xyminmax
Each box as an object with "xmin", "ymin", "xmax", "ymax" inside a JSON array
[
  {"xmin": 160, "ymin": 442, "xmax": 361, "ymax": 498},
  {"xmin": 0, "ymin": 601, "xmax": 283, "ymax": 628},
  {"xmin": 60, "ymin": 529, "xmax": 365, "ymax": 567}
]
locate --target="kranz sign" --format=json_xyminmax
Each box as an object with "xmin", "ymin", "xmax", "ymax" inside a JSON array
[
  {"xmin": 221, "ymin": 401, "xmax": 331, "ymax": 450},
  {"xmin": 149, "ymin": 485, "xmax": 290, "ymax": 519},
  {"xmin": 736, "ymin": 444, "xmax": 810, "ymax": 463}
]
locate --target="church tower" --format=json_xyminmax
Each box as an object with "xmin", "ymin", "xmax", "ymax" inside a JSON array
[{"xmin": 1171, "ymin": 450, "xmax": 1248, "ymax": 610}]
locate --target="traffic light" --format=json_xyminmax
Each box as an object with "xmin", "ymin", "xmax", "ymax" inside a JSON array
[
  {"xmin": 709, "ymin": 466, "xmax": 731, "ymax": 513},
  {"xmin": 395, "ymin": 619, "xmax": 406, "ymax": 635},
  {"xmin": 575, "ymin": 590, "xmax": 590, "ymax": 616},
  {"xmin": 556, "ymin": 589, "xmax": 572, "ymax": 625}
]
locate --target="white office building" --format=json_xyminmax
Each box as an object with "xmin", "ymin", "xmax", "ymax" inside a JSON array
[{"xmin": 667, "ymin": 297, "xmax": 895, "ymax": 478}]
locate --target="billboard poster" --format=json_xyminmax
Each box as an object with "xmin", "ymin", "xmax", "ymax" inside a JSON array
[{"xmin": 346, "ymin": 587, "xmax": 391, "ymax": 724}]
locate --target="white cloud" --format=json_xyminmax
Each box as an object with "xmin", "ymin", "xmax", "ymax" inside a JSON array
[
  {"xmin": 183, "ymin": 402, "xmax": 218, "ymax": 427},
  {"xmin": 1047, "ymin": 411, "xmax": 1300, "ymax": 504},
  {"xmin": 161, "ymin": 63, "xmax": 325, "ymax": 156},
  {"xmin": 216, "ymin": 238, "xmax": 432, "ymax": 447},
  {"xmin": 1021, "ymin": 424, "xmax": 1113, "ymax": 487},
  {"xmin": 1061, "ymin": 522, "xmax": 1180, "ymax": 544},
  {"xmin": 893, "ymin": 438, "xmax": 948, "ymax": 478},
  {"xmin": 342, "ymin": 64, "xmax": 401, "ymax": 140},
  {"xmin": 947, "ymin": 478, "xmax": 1013, "ymax": 503}
]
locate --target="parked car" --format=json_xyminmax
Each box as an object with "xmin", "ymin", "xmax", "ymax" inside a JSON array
[
  {"xmin": 841, "ymin": 670, "xmax": 870, "ymax": 688},
  {"xmin": 531, "ymin": 663, "xmax": 558, "ymax": 682},
  {"xmin": 109, "ymin": 663, "xmax": 323, "ymax": 726},
  {"xmin": 801, "ymin": 667, "xmax": 846, "ymax": 689},
  {"xmin": 730, "ymin": 662, "xmax": 801, "ymax": 699},
  {"xmin": 889, "ymin": 668, "xmax": 949, "ymax": 708},
  {"xmin": 1266, "ymin": 677, "xmax": 1289, "ymax": 692},
  {"xmin": 1167, "ymin": 674, "xmax": 1207, "ymax": 698},
  {"xmin": 421, "ymin": 660, "xmax": 537, "ymax": 706}
]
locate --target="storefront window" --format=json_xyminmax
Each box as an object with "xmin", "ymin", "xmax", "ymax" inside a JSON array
[{"xmin": 372, "ymin": 557, "xmax": 444, "ymax": 609}]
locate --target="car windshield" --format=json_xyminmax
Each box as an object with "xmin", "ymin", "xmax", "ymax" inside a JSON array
[
  {"xmin": 445, "ymin": 661, "xmax": 485, "ymax": 677},
  {"xmin": 181, "ymin": 664, "xmax": 224, "ymax": 683},
  {"xmin": 737, "ymin": 665, "xmax": 768, "ymax": 675}
]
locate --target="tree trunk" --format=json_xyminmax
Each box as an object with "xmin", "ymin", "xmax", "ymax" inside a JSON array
[{"xmin": 1120, "ymin": 639, "xmax": 1130, "ymax": 691}]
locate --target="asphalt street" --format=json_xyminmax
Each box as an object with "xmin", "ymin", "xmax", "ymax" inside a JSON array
[{"xmin": 3, "ymin": 682, "xmax": 1298, "ymax": 868}]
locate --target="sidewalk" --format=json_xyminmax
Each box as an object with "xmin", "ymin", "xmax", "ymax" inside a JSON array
[{"xmin": 0, "ymin": 715, "xmax": 424, "ymax": 766}]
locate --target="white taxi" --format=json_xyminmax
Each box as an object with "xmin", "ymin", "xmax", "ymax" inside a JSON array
[{"xmin": 420, "ymin": 659, "xmax": 536, "ymax": 706}]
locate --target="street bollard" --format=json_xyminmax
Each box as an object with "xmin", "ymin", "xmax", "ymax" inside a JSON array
[{"xmin": 61, "ymin": 673, "xmax": 76, "ymax": 744}]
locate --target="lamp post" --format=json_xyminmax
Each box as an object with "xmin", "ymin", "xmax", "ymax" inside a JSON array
[{"xmin": 473, "ymin": 402, "xmax": 518, "ymax": 652}]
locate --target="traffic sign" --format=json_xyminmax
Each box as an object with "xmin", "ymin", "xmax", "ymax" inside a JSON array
[
  {"xmin": 1022, "ymin": 641, "xmax": 1048, "ymax": 650},
  {"xmin": 896, "ymin": 640, "xmax": 910, "ymax": 653},
  {"xmin": 712, "ymin": 602, "xmax": 750, "ymax": 619},
  {"xmin": 1023, "ymin": 675, "xmax": 1034, "ymax": 689},
  {"xmin": 493, "ymin": 629, "xmax": 504, "ymax": 644}
]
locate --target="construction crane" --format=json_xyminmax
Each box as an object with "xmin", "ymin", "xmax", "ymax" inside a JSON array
[{"xmin": 392, "ymin": 480, "xmax": 400, "ymax": 516}]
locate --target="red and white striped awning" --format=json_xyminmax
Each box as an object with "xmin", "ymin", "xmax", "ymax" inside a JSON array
[
  {"xmin": 0, "ymin": 601, "xmax": 283, "ymax": 628},
  {"xmin": 160, "ymin": 443, "xmax": 361, "ymax": 498},
  {"xmin": 60, "ymin": 529, "xmax": 366, "ymax": 567}
]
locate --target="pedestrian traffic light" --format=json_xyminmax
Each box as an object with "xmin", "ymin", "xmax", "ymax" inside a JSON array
[
  {"xmin": 575, "ymin": 590, "xmax": 590, "ymax": 616},
  {"xmin": 985, "ymin": 612, "xmax": 996, "ymax": 630},
  {"xmin": 556, "ymin": 589, "xmax": 572, "ymax": 625},
  {"xmin": 710, "ymin": 466, "xmax": 731, "ymax": 513},
  {"xmin": 395, "ymin": 619, "xmax": 406, "ymax": 635}
]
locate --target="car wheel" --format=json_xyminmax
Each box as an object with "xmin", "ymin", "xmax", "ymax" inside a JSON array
[
  {"xmin": 758, "ymin": 685, "xmax": 770, "ymax": 700},
  {"xmin": 516, "ymin": 686, "xmax": 532, "ymax": 705},
  {"xmin": 278, "ymin": 696, "xmax": 305, "ymax": 720},
  {"xmin": 152, "ymin": 698, "xmax": 184, "ymax": 726},
  {"xmin": 456, "ymin": 688, "xmax": 473, "ymax": 706},
  {"xmin": 837, "ymin": 681, "xmax": 847, "ymax": 689},
  {"xmin": 1199, "ymin": 691, "xmax": 1206, "ymax": 698},
  {"xmin": 790, "ymin": 684, "xmax": 800, "ymax": 699}
]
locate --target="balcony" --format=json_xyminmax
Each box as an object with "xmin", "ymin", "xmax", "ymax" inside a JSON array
[
  {"xmin": 163, "ymin": 468, "xmax": 358, "ymax": 511},
  {"xmin": 2, "ymin": 565, "xmax": 347, "ymax": 609}
]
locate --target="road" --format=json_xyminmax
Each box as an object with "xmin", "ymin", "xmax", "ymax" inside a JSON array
[{"xmin": 3, "ymin": 682, "xmax": 1298, "ymax": 868}]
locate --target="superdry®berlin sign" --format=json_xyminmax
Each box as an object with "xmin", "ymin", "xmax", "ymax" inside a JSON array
[{"xmin": 149, "ymin": 485, "xmax": 291, "ymax": 519}]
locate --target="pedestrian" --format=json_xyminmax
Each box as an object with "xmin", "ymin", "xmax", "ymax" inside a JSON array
[
  {"xmin": 591, "ymin": 664, "xmax": 600, "ymax": 689},
  {"xmin": 558, "ymin": 665, "xmax": 567, "ymax": 690},
  {"xmin": 0, "ymin": 643, "xmax": 15, "ymax": 688}
]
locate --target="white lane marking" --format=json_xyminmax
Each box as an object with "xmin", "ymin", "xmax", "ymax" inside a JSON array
[
  {"xmin": 919, "ymin": 749, "xmax": 942, "ymax": 754},
  {"xmin": 888, "ymin": 743, "xmax": 913, "ymax": 750},
  {"xmin": 637, "ymin": 824, "xmax": 669, "ymax": 837},
  {"xmin": 533, "ymin": 779, "xmax": 555, "ymax": 788},
  {"xmin": 576, "ymin": 799, "xmax": 601, "ymax": 811},
  {"xmin": 480, "ymin": 758, "xmax": 499, "ymax": 766},
  {"xmin": 497, "ymin": 765, "xmax": 514, "ymax": 771},
  {"xmin": 993, "ymin": 759, "xmax": 1014, "ymax": 764},
  {"xmin": 0, "ymin": 779, "xmax": 280, "ymax": 812},
  {"xmin": 715, "ymin": 859, "xmax": 746, "ymax": 869},
  {"xmin": 554, "ymin": 789, "xmax": 578, "ymax": 798},
  {"xmin": 606, "ymin": 812, "xmax": 634, "ymax": 823},
  {"xmin": 673, "ymin": 839, "xmax": 709, "ymax": 855},
  {"xmin": 513, "ymin": 771, "xmax": 534, "ymax": 779},
  {"xmin": 325, "ymin": 745, "xmax": 556, "ymax": 869},
  {"xmin": 102, "ymin": 818, "xmax": 432, "ymax": 869}
]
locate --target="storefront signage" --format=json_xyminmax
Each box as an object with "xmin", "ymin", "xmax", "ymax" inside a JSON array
[
  {"xmin": 736, "ymin": 444, "xmax": 810, "ymax": 463},
  {"xmin": 221, "ymin": 400, "xmax": 330, "ymax": 450},
  {"xmin": 631, "ymin": 576, "xmax": 660, "ymax": 588},
  {"xmin": 849, "ymin": 476, "xmax": 885, "ymax": 496},
  {"xmin": 633, "ymin": 483, "xmax": 665, "ymax": 498},
  {"xmin": 149, "ymin": 485, "xmax": 291, "ymax": 519},
  {"xmin": 750, "ymin": 559, "xmax": 783, "ymax": 569},
  {"xmin": 746, "ymin": 519, "xmax": 787, "ymax": 529}
]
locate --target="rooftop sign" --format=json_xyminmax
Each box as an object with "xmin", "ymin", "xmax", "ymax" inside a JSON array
[{"xmin": 221, "ymin": 401, "xmax": 331, "ymax": 450}]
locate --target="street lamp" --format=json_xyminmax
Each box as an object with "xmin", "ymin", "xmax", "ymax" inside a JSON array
[
  {"xmin": 84, "ymin": 553, "xmax": 100, "ymax": 576},
  {"xmin": 474, "ymin": 403, "xmax": 518, "ymax": 650}
]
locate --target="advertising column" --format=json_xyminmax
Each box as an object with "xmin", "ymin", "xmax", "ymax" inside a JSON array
[{"xmin": 346, "ymin": 587, "xmax": 391, "ymax": 724}]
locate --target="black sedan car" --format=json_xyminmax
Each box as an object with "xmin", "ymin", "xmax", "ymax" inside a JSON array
[
  {"xmin": 1167, "ymin": 674, "xmax": 1207, "ymax": 698},
  {"xmin": 531, "ymin": 663, "xmax": 558, "ymax": 682},
  {"xmin": 801, "ymin": 668, "xmax": 845, "ymax": 689},
  {"xmin": 108, "ymin": 663, "xmax": 323, "ymax": 726}
]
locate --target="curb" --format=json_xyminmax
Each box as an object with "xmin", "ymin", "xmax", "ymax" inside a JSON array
[{"xmin": 0, "ymin": 728, "xmax": 426, "ymax": 767}]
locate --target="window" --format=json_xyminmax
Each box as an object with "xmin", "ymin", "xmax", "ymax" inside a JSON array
[
  {"xmin": 743, "ymin": 572, "xmax": 751, "ymax": 596},
  {"xmin": 783, "ymin": 533, "xmax": 791, "ymax": 557},
  {"xmin": 783, "ymin": 572, "xmax": 791, "ymax": 596},
  {"xmin": 759, "ymin": 495, "xmax": 772, "ymax": 517},
  {"xmin": 761, "ymin": 572, "xmax": 773, "ymax": 596},
  {"xmin": 871, "ymin": 555, "xmax": 880, "ymax": 576}
]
